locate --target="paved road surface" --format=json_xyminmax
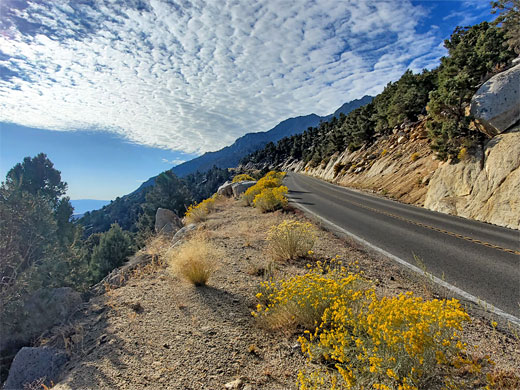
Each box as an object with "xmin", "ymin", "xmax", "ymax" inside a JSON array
[{"xmin": 285, "ymin": 172, "xmax": 520, "ymax": 320}]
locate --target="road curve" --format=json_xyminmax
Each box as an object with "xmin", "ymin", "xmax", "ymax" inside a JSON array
[{"xmin": 285, "ymin": 172, "xmax": 520, "ymax": 319}]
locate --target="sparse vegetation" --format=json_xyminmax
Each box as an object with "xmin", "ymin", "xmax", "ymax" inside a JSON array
[
  {"xmin": 232, "ymin": 174, "xmax": 255, "ymax": 183},
  {"xmin": 169, "ymin": 236, "xmax": 220, "ymax": 286},
  {"xmin": 410, "ymin": 152, "xmax": 420, "ymax": 162},
  {"xmin": 184, "ymin": 194, "xmax": 218, "ymax": 224},
  {"xmin": 267, "ymin": 220, "xmax": 316, "ymax": 261}
]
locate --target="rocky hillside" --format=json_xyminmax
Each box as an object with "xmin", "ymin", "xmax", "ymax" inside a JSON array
[
  {"xmin": 170, "ymin": 96, "xmax": 373, "ymax": 178},
  {"xmin": 281, "ymin": 64, "xmax": 520, "ymax": 230},
  {"xmin": 5, "ymin": 198, "xmax": 519, "ymax": 389}
]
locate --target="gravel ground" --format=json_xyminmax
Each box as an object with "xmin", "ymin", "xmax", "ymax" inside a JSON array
[{"xmin": 49, "ymin": 198, "xmax": 519, "ymax": 390}]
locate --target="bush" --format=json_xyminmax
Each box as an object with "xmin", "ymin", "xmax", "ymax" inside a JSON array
[
  {"xmin": 410, "ymin": 152, "xmax": 420, "ymax": 162},
  {"xmin": 242, "ymin": 171, "xmax": 286, "ymax": 206},
  {"xmin": 253, "ymin": 186, "xmax": 288, "ymax": 213},
  {"xmin": 169, "ymin": 236, "xmax": 219, "ymax": 286},
  {"xmin": 184, "ymin": 195, "xmax": 217, "ymax": 224},
  {"xmin": 267, "ymin": 220, "xmax": 316, "ymax": 261},
  {"xmin": 253, "ymin": 259, "xmax": 471, "ymax": 389},
  {"xmin": 90, "ymin": 223, "xmax": 134, "ymax": 281},
  {"xmin": 232, "ymin": 174, "xmax": 255, "ymax": 183},
  {"xmin": 333, "ymin": 163, "xmax": 346, "ymax": 177},
  {"xmin": 252, "ymin": 258, "xmax": 364, "ymax": 331}
]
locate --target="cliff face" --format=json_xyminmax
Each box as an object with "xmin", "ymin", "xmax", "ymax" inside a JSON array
[{"xmin": 425, "ymin": 128, "xmax": 520, "ymax": 229}]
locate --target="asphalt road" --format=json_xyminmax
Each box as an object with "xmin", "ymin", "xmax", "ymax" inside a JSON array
[{"xmin": 285, "ymin": 172, "xmax": 520, "ymax": 320}]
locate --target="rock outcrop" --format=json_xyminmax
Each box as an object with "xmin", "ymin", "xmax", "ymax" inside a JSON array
[
  {"xmin": 425, "ymin": 127, "xmax": 520, "ymax": 229},
  {"xmin": 3, "ymin": 347, "xmax": 68, "ymax": 390},
  {"xmin": 470, "ymin": 63, "xmax": 520, "ymax": 137},
  {"xmin": 154, "ymin": 208, "xmax": 183, "ymax": 235},
  {"xmin": 231, "ymin": 181, "xmax": 257, "ymax": 198},
  {"xmin": 217, "ymin": 181, "xmax": 234, "ymax": 197}
]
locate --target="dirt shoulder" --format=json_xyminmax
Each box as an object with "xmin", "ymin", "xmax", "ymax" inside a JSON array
[{"xmin": 50, "ymin": 198, "xmax": 519, "ymax": 390}]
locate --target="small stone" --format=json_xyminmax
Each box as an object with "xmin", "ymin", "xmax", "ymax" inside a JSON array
[{"xmin": 224, "ymin": 378, "xmax": 243, "ymax": 389}]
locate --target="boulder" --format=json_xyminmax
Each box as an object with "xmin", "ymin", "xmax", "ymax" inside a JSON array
[
  {"xmin": 3, "ymin": 347, "xmax": 68, "ymax": 390},
  {"xmin": 231, "ymin": 181, "xmax": 257, "ymax": 198},
  {"xmin": 217, "ymin": 181, "xmax": 234, "ymax": 197},
  {"xmin": 470, "ymin": 64, "xmax": 520, "ymax": 137},
  {"xmin": 171, "ymin": 224, "xmax": 197, "ymax": 247},
  {"xmin": 155, "ymin": 208, "xmax": 183, "ymax": 235}
]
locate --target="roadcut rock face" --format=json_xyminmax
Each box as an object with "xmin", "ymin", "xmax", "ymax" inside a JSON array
[{"xmin": 425, "ymin": 127, "xmax": 520, "ymax": 230}]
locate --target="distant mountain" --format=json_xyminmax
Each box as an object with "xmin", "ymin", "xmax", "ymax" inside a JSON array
[
  {"xmin": 328, "ymin": 95, "xmax": 374, "ymax": 119},
  {"xmin": 170, "ymin": 95, "xmax": 373, "ymax": 177},
  {"xmin": 71, "ymin": 199, "xmax": 110, "ymax": 214}
]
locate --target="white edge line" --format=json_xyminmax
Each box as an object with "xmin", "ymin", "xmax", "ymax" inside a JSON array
[{"xmin": 293, "ymin": 201, "xmax": 520, "ymax": 328}]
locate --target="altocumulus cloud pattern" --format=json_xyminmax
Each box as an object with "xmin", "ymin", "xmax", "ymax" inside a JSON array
[{"xmin": 1, "ymin": 0, "xmax": 444, "ymax": 154}]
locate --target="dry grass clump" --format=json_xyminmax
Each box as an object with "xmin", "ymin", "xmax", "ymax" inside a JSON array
[
  {"xmin": 139, "ymin": 234, "xmax": 171, "ymax": 264},
  {"xmin": 267, "ymin": 220, "xmax": 316, "ymax": 261},
  {"xmin": 168, "ymin": 236, "xmax": 220, "ymax": 286}
]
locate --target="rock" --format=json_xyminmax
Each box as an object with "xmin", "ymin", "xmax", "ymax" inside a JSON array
[
  {"xmin": 217, "ymin": 181, "xmax": 234, "ymax": 197},
  {"xmin": 397, "ymin": 135, "xmax": 407, "ymax": 144},
  {"xmin": 470, "ymin": 64, "xmax": 520, "ymax": 137},
  {"xmin": 155, "ymin": 208, "xmax": 183, "ymax": 235},
  {"xmin": 224, "ymin": 378, "xmax": 243, "ymax": 389},
  {"xmin": 3, "ymin": 347, "xmax": 68, "ymax": 390},
  {"xmin": 425, "ymin": 128, "xmax": 520, "ymax": 229},
  {"xmin": 171, "ymin": 223, "xmax": 197, "ymax": 246},
  {"xmin": 231, "ymin": 181, "xmax": 257, "ymax": 198}
]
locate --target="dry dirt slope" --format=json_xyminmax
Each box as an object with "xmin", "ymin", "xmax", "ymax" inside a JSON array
[{"xmin": 48, "ymin": 198, "xmax": 519, "ymax": 390}]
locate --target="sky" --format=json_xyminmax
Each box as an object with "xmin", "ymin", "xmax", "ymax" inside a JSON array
[{"xmin": 0, "ymin": 0, "xmax": 494, "ymax": 202}]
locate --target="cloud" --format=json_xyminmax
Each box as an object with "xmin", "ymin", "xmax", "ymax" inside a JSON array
[
  {"xmin": 161, "ymin": 158, "xmax": 185, "ymax": 166},
  {"xmin": 0, "ymin": 0, "xmax": 451, "ymax": 154}
]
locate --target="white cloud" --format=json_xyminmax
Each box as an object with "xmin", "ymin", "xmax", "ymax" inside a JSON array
[
  {"xmin": 161, "ymin": 158, "xmax": 185, "ymax": 166},
  {"xmin": 0, "ymin": 0, "xmax": 447, "ymax": 154}
]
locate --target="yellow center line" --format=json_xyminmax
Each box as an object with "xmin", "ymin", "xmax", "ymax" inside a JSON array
[{"xmin": 341, "ymin": 196, "xmax": 520, "ymax": 256}]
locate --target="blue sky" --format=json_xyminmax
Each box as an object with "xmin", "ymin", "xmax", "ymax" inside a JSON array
[{"xmin": 0, "ymin": 0, "xmax": 495, "ymax": 202}]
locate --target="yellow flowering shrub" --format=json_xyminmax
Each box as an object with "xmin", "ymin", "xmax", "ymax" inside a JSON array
[
  {"xmin": 184, "ymin": 195, "xmax": 217, "ymax": 224},
  {"xmin": 410, "ymin": 152, "xmax": 420, "ymax": 162},
  {"xmin": 267, "ymin": 220, "xmax": 316, "ymax": 261},
  {"xmin": 253, "ymin": 186, "xmax": 288, "ymax": 212},
  {"xmin": 252, "ymin": 258, "xmax": 366, "ymax": 331},
  {"xmin": 232, "ymin": 173, "xmax": 255, "ymax": 183},
  {"xmin": 457, "ymin": 147, "xmax": 468, "ymax": 161},
  {"xmin": 299, "ymin": 292, "xmax": 470, "ymax": 389},
  {"xmin": 253, "ymin": 259, "xmax": 471, "ymax": 389},
  {"xmin": 243, "ymin": 171, "xmax": 286, "ymax": 206}
]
